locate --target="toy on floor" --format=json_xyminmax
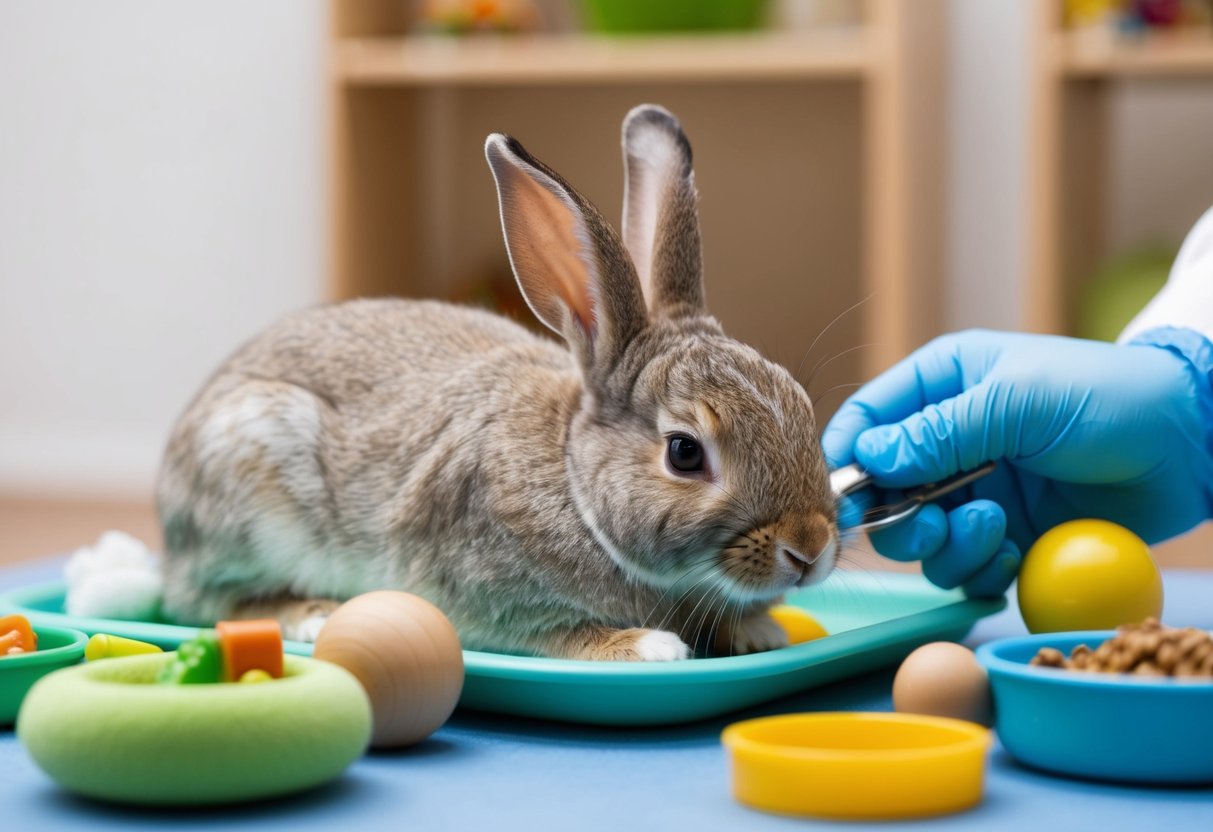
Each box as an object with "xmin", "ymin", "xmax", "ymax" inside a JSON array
[
  {"xmin": 85, "ymin": 633, "xmax": 162, "ymax": 660},
  {"xmin": 313, "ymin": 591, "xmax": 464, "ymax": 748},
  {"xmin": 158, "ymin": 630, "xmax": 225, "ymax": 684},
  {"xmin": 1017, "ymin": 519, "xmax": 1163, "ymax": 633},
  {"xmin": 17, "ymin": 649, "xmax": 371, "ymax": 805},
  {"xmin": 767, "ymin": 605, "xmax": 828, "ymax": 644},
  {"xmin": 892, "ymin": 642, "xmax": 992, "ymax": 726},
  {"xmin": 0, "ymin": 613, "xmax": 37, "ymax": 655},
  {"xmin": 722, "ymin": 712, "xmax": 991, "ymax": 820},
  {"xmin": 157, "ymin": 619, "xmax": 283, "ymax": 684}
]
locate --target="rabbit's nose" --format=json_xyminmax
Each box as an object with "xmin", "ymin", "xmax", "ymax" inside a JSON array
[{"xmin": 779, "ymin": 545, "xmax": 817, "ymax": 570}]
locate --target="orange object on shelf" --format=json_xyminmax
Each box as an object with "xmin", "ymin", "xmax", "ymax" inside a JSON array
[
  {"xmin": 215, "ymin": 619, "xmax": 284, "ymax": 680},
  {"xmin": 0, "ymin": 614, "xmax": 37, "ymax": 656}
]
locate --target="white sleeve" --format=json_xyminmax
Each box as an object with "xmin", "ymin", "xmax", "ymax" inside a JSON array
[{"xmin": 1119, "ymin": 205, "xmax": 1213, "ymax": 343}]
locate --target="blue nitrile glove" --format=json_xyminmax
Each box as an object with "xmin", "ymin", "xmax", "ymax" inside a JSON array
[{"xmin": 823, "ymin": 327, "xmax": 1213, "ymax": 599}]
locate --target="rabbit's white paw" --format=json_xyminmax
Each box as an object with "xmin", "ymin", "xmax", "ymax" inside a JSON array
[
  {"xmin": 635, "ymin": 630, "xmax": 692, "ymax": 661},
  {"xmin": 730, "ymin": 614, "xmax": 789, "ymax": 655},
  {"xmin": 288, "ymin": 614, "xmax": 330, "ymax": 643}
]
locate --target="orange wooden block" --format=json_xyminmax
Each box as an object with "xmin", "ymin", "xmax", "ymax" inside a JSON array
[
  {"xmin": 0, "ymin": 614, "xmax": 37, "ymax": 655},
  {"xmin": 215, "ymin": 619, "xmax": 283, "ymax": 680}
]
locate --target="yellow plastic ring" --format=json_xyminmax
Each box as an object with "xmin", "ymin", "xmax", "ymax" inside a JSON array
[{"xmin": 722, "ymin": 712, "xmax": 991, "ymax": 820}]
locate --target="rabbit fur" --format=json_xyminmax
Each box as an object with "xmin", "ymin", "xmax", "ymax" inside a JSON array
[{"xmin": 156, "ymin": 104, "xmax": 838, "ymax": 660}]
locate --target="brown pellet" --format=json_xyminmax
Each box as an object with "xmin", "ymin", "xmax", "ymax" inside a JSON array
[{"xmin": 1029, "ymin": 618, "xmax": 1213, "ymax": 678}]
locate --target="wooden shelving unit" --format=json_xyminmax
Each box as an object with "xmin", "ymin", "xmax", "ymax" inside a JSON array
[
  {"xmin": 1027, "ymin": 1, "xmax": 1213, "ymax": 565},
  {"xmin": 329, "ymin": 1, "xmax": 946, "ymax": 398},
  {"xmin": 1027, "ymin": 2, "xmax": 1213, "ymax": 334},
  {"xmin": 336, "ymin": 30, "xmax": 873, "ymax": 86},
  {"xmin": 1058, "ymin": 28, "xmax": 1213, "ymax": 78}
]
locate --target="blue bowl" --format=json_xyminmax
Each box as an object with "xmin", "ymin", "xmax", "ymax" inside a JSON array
[{"xmin": 976, "ymin": 632, "xmax": 1213, "ymax": 785}]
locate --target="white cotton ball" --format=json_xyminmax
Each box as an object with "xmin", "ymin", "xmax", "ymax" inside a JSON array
[
  {"xmin": 65, "ymin": 530, "xmax": 159, "ymax": 587},
  {"xmin": 63, "ymin": 530, "xmax": 164, "ymax": 621},
  {"xmin": 65, "ymin": 567, "xmax": 164, "ymax": 621}
]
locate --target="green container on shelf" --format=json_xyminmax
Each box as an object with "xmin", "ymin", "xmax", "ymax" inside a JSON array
[
  {"xmin": 580, "ymin": 0, "xmax": 771, "ymax": 33},
  {"xmin": 1076, "ymin": 245, "xmax": 1175, "ymax": 343}
]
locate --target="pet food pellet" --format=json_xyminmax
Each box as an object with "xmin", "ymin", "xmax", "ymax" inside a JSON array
[
  {"xmin": 216, "ymin": 619, "xmax": 283, "ymax": 681},
  {"xmin": 1030, "ymin": 618, "xmax": 1213, "ymax": 678},
  {"xmin": 85, "ymin": 633, "xmax": 163, "ymax": 661},
  {"xmin": 1032, "ymin": 647, "xmax": 1066, "ymax": 668}
]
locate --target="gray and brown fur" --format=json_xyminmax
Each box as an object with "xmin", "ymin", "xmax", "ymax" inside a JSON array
[{"xmin": 156, "ymin": 105, "xmax": 838, "ymax": 660}]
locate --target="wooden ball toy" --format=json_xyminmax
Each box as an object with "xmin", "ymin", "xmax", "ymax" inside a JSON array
[
  {"xmin": 893, "ymin": 642, "xmax": 992, "ymax": 727},
  {"xmin": 313, "ymin": 591, "xmax": 464, "ymax": 748}
]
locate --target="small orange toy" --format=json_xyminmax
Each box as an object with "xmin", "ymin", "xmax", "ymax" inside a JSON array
[
  {"xmin": 0, "ymin": 614, "xmax": 37, "ymax": 656},
  {"xmin": 215, "ymin": 619, "xmax": 283, "ymax": 680}
]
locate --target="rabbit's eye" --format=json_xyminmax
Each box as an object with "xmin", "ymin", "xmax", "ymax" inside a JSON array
[{"xmin": 667, "ymin": 435, "xmax": 705, "ymax": 473}]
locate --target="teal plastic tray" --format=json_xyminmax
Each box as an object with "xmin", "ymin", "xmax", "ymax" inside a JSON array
[{"xmin": 1, "ymin": 572, "xmax": 1003, "ymax": 726}]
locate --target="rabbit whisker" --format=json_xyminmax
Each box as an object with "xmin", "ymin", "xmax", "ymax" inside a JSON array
[
  {"xmin": 638, "ymin": 553, "xmax": 721, "ymax": 629},
  {"xmin": 651, "ymin": 566, "xmax": 722, "ymax": 635},
  {"xmin": 686, "ymin": 576, "xmax": 730, "ymax": 655},
  {"xmin": 810, "ymin": 381, "xmax": 864, "ymax": 407},
  {"xmin": 704, "ymin": 584, "xmax": 738, "ymax": 658},
  {"xmin": 795, "ymin": 292, "xmax": 875, "ymax": 383},
  {"xmin": 803, "ymin": 342, "xmax": 883, "ymax": 393}
]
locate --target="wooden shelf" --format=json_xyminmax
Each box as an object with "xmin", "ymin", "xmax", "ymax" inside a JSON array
[
  {"xmin": 331, "ymin": 1, "xmax": 949, "ymax": 380},
  {"xmin": 1027, "ymin": 0, "xmax": 1213, "ymax": 337},
  {"xmin": 335, "ymin": 30, "xmax": 873, "ymax": 86},
  {"xmin": 1058, "ymin": 29, "xmax": 1213, "ymax": 78}
]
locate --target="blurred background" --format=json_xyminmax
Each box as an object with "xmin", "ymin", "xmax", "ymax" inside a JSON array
[{"xmin": 2, "ymin": 0, "xmax": 1212, "ymax": 567}]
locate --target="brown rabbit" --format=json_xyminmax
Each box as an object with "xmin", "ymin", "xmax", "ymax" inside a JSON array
[{"xmin": 156, "ymin": 104, "xmax": 838, "ymax": 660}]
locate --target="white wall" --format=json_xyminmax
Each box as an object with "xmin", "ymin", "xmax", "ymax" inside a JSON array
[{"xmin": 0, "ymin": 2, "xmax": 329, "ymax": 498}]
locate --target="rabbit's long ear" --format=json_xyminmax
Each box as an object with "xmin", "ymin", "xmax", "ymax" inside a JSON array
[
  {"xmin": 486, "ymin": 134, "xmax": 648, "ymax": 379},
  {"xmin": 621, "ymin": 104, "xmax": 706, "ymax": 319}
]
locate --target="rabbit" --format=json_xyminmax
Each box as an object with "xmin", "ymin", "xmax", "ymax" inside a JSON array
[{"xmin": 155, "ymin": 104, "xmax": 839, "ymax": 661}]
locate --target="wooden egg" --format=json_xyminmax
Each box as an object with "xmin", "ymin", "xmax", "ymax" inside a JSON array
[
  {"xmin": 892, "ymin": 642, "xmax": 992, "ymax": 727},
  {"xmin": 313, "ymin": 591, "xmax": 464, "ymax": 748}
]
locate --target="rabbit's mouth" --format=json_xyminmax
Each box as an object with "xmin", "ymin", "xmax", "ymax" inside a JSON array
[{"xmin": 718, "ymin": 520, "xmax": 838, "ymax": 599}]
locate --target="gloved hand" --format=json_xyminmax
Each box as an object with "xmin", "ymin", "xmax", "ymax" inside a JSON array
[{"xmin": 823, "ymin": 328, "xmax": 1213, "ymax": 598}]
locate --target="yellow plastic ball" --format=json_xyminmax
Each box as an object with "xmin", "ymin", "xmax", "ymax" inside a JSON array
[
  {"xmin": 769, "ymin": 605, "xmax": 829, "ymax": 644},
  {"xmin": 1017, "ymin": 519, "xmax": 1163, "ymax": 634}
]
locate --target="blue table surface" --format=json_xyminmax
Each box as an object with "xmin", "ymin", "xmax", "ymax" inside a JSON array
[{"xmin": 3, "ymin": 557, "xmax": 1211, "ymax": 831}]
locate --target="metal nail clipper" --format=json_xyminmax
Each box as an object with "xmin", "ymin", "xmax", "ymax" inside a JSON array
[{"xmin": 829, "ymin": 461, "xmax": 997, "ymax": 533}]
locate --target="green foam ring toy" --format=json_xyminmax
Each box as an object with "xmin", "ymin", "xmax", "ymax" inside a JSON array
[{"xmin": 18, "ymin": 652, "xmax": 371, "ymax": 805}]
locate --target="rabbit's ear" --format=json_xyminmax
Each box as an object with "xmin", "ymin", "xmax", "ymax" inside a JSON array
[
  {"xmin": 486, "ymin": 134, "xmax": 648, "ymax": 377},
  {"xmin": 621, "ymin": 104, "xmax": 705, "ymax": 319}
]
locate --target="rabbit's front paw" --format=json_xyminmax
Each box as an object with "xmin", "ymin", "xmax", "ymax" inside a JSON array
[
  {"xmin": 288, "ymin": 612, "xmax": 332, "ymax": 643},
  {"xmin": 634, "ymin": 629, "xmax": 693, "ymax": 662},
  {"xmin": 560, "ymin": 626, "xmax": 691, "ymax": 661},
  {"xmin": 726, "ymin": 613, "xmax": 789, "ymax": 655},
  {"xmin": 234, "ymin": 598, "xmax": 342, "ymax": 643}
]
